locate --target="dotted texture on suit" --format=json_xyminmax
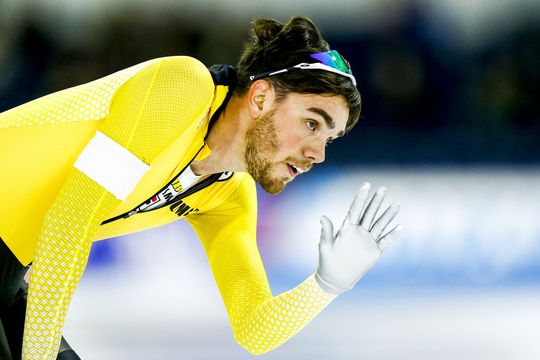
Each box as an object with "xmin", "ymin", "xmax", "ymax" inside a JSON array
[
  {"xmin": 0, "ymin": 60, "xmax": 155, "ymax": 129},
  {"xmin": 22, "ymin": 170, "xmax": 118, "ymax": 359}
]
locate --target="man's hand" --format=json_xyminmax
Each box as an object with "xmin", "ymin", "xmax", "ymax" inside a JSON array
[{"xmin": 315, "ymin": 183, "xmax": 404, "ymax": 294}]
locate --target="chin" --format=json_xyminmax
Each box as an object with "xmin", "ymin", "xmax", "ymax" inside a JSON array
[
  {"xmin": 258, "ymin": 176, "xmax": 287, "ymax": 195},
  {"xmin": 263, "ymin": 185, "xmax": 285, "ymax": 195},
  {"xmin": 247, "ymin": 161, "xmax": 289, "ymax": 195}
]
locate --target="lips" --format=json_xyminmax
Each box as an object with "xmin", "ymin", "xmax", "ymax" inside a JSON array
[
  {"xmin": 287, "ymin": 163, "xmax": 309, "ymax": 177},
  {"xmin": 287, "ymin": 163, "xmax": 297, "ymax": 176}
]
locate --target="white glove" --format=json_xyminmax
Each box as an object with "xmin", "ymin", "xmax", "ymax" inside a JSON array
[{"xmin": 315, "ymin": 183, "xmax": 404, "ymax": 294}]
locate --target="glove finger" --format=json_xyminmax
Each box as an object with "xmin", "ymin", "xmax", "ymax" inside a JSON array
[
  {"xmin": 347, "ymin": 183, "xmax": 371, "ymax": 225},
  {"xmin": 377, "ymin": 224, "xmax": 405, "ymax": 252},
  {"xmin": 370, "ymin": 202, "xmax": 400, "ymax": 239},
  {"xmin": 359, "ymin": 187, "xmax": 387, "ymax": 230},
  {"xmin": 319, "ymin": 215, "xmax": 335, "ymax": 247}
]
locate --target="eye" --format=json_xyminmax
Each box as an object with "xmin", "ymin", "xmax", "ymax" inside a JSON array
[{"xmin": 305, "ymin": 120, "xmax": 318, "ymax": 131}]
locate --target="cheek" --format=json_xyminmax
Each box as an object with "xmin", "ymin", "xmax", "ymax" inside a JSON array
[
  {"xmin": 278, "ymin": 134, "xmax": 303, "ymax": 153},
  {"xmin": 271, "ymin": 113, "xmax": 306, "ymax": 154}
]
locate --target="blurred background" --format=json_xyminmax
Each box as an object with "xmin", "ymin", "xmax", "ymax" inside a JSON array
[{"xmin": 1, "ymin": 0, "xmax": 540, "ymax": 359}]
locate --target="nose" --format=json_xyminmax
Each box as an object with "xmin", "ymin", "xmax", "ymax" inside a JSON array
[{"xmin": 304, "ymin": 138, "xmax": 326, "ymax": 164}]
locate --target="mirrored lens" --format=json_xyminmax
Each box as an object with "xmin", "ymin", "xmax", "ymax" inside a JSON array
[{"xmin": 310, "ymin": 50, "xmax": 352, "ymax": 74}]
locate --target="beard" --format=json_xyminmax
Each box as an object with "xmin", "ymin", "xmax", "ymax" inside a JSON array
[{"xmin": 244, "ymin": 110, "xmax": 288, "ymax": 195}]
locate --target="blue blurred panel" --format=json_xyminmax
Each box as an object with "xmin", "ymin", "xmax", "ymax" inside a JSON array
[
  {"xmin": 88, "ymin": 239, "xmax": 119, "ymax": 268},
  {"xmin": 256, "ymin": 166, "xmax": 540, "ymax": 291}
]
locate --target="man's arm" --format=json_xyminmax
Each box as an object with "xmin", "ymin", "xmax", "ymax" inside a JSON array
[
  {"xmin": 23, "ymin": 169, "xmax": 119, "ymax": 359},
  {"xmin": 188, "ymin": 177, "xmax": 403, "ymax": 355},
  {"xmin": 186, "ymin": 176, "xmax": 337, "ymax": 355}
]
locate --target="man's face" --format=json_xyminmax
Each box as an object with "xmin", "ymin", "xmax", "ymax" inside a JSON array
[{"xmin": 245, "ymin": 93, "xmax": 349, "ymax": 194}]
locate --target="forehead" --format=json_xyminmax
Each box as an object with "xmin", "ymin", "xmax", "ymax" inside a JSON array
[{"xmin": 280, "ymin": 93, "xmax": 349, "ymax": 133}]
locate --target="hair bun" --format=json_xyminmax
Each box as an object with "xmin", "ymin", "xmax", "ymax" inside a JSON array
[{"xmin": 251, "ymin": 19, "xmax": 284, "ymax": 46}]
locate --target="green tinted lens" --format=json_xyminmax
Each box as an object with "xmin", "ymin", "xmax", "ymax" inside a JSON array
[{"xmin": 310, "ymin": 50, "xmax": 352, "ymax": 74}]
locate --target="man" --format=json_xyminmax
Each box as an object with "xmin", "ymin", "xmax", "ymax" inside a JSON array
[{"xmin": 0, "ymin": 16, "xmax": 404, "ymax": 359}]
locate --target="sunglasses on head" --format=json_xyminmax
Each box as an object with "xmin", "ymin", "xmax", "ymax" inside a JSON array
[{"xmin": 249, "ymin": 50, "xmax": 356, "ymax": 86}]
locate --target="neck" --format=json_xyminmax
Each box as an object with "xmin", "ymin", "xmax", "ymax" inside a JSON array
[{"xmin": 190, "ymin": 95, "xmax": 249, "ymax": 175}]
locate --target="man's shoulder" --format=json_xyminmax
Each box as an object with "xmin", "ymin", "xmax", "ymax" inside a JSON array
[
  {"xmin": 145, "ymin": 56, "xmax": 215, "ymax": 114},
  {"xmin": 109, "ymin": 56, "xmax": 215, "ymax": 103},
  {"xmin": 153, "ymin": 56, "xmax": 214, "ymax": 88}
]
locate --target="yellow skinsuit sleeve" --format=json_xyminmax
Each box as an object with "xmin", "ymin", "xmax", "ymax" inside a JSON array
[
  {"xmin": 20, "ymin": 56, "xmax": 214, "ymax": 359},
  {"xmin": 187, "ymin": 177, "xmax": 338, "ymax": 355},
  {"xmin": 22, "ymin": 171, "xmax": 118, "ymax": 359}
]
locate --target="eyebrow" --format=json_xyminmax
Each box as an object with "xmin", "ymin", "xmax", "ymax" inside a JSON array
[{"xmin": 307, "ymin": 107, "xmax": 344, "ymax": 137}]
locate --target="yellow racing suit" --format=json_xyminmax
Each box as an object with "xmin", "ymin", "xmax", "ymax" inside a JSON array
[{"xmin": 0, "ymin": 56, "xmax": 336, "ymax": 358}]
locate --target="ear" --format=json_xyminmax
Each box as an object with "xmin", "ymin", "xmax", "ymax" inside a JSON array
[{"xmin": 247, "ymin": 79, "xmax": 275, "ymax": 118}]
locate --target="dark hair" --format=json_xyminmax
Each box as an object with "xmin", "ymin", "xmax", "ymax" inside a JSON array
[{"xmin": 236, "ymin": 16, "xmax": 361, "ymax": 133}]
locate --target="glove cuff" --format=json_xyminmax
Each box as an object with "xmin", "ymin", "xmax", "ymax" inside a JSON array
[{"xmin": 314, "ymin": 272, "xmax": 352, "ymax": 295}]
